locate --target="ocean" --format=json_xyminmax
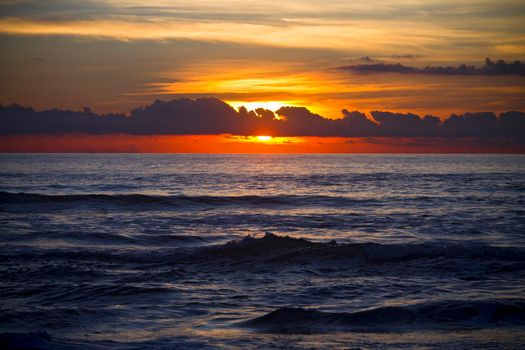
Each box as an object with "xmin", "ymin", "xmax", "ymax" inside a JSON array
[{"xmin": 1, "ymin": 154, "xmax": 524, "ymax": 349}]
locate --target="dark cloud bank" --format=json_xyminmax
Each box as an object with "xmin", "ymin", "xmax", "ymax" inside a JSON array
[
  {"xmin": 339, "ymin": 58, "xmax": 525, "ymax": 76},
  {"xmin": 1, "ymin": 97, "xmax": 524, "ymax": 138}
]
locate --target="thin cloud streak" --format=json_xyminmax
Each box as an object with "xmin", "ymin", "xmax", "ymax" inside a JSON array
[
  {"xmin": 0, "ymin": 16, "xmax": 520, "ymax": 56},
  {"xmin": 0, "ymin": 17, "xmax": 386, "ymax": 50}
]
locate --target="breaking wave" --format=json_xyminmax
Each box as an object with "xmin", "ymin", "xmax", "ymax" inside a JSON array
[
  {"xmin": 240, "ymin": 299, "xmax": 525, "ymax": 333},
  {"xmin": 186, "ymin": 233, "xmax": 525, "ymax": 266}
]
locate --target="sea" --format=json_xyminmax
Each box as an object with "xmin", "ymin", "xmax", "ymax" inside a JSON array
[{"xmin": 1, "ymin": 154, "xmax": 524, "ymax": 349}]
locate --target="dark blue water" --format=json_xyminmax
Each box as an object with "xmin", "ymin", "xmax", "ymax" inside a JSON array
[{"xmin": 1, "ymin": 154, "xmax": 524, "ymax": 349}]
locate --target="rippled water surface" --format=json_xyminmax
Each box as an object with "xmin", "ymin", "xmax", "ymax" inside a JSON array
[{"xmin": 1, "ymin": 154, "xmax": 524, "ymax": 349}]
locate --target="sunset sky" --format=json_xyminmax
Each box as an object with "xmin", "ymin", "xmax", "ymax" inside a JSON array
[{"xmin": 1, "ymin": 0, "xmax": 524, "ymax": 152}]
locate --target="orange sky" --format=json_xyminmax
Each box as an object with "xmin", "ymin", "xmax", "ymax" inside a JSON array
[
  {"xmin": 1, "ymin": 1, "xmax": 525, "ymax": 119},
  {"xmin": 0, "ymin": 1, "xmax": 524, "ymax": 152},
  {"xmin": 1, "ymin": 134, "xmax": 523, "ymax": 154}
]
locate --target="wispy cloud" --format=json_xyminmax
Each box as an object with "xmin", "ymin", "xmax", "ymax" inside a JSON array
[{"xmin": 1, "ymin": 0, "xmax": 524, "ymax": 56}]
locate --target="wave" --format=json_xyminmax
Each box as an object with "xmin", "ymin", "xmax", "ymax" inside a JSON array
[
  {"xmin": 186, "ymin": 233, "xmax": 525, "ymax": 266},
  {"xmin": 4, "ymin": 234, "xmax": 524, "ymax": 270},
  {"xmin": 0, "ymin": 230, "xmax": 210, "ymax": 247},
  {"xmin": 3, "ymin": 191, "xmax": 521, "ymax": 215},
  {"xmin": 0, "ymin": 191, "xmax": 380, "ymax": 210},
  {"xmin": 0, "ymin": 246, "xmax": 191, "ymax": 265},
  {"xmin": 0, "ymin": 331, "xmax": 209, "ymax": 350},
  {"xmin": 240, "ymin": 299, "xmax": 525, "ymax": 333}
]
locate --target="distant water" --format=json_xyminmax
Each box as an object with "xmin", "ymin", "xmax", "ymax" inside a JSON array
[{"xmin": 1, "ymin": 154, "xmax": 524, "ymax": 349}]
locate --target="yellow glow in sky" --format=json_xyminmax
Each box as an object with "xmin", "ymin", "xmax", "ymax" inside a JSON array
[
  {"xmin": 229, "ymin": 101, "xmax": 288, "ymax": 112},
  {"xmin": 256, "ymin": 135, "xmax": 272, "ymax": 142}
]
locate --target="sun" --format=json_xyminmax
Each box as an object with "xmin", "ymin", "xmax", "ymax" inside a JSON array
[
  {"xmin": 228, "ymin": 101, "xmax": 288, "ymax": 112},
  {"xmin": 256, "ymin": 135, "xmax": 272, "ymax": 142}
]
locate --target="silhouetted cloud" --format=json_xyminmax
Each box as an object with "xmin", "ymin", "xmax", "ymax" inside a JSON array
[
  {"xmin": 339, "ymin": 58, "xmax": 525, "ymax": 76},
  {"xmin": 360, "ymin": 56, "xmax": 375, "ymax": 62},
  {"xmin": 128, "ymin": 98, "xmax": 243, "ymax": 134},
  {"xmin": 1, "ymin": 98, "xmax": 524, "ymax": 139},
  {"xmin": 369, "ymin": 111, "xmax": 441, "ymax": 137}
]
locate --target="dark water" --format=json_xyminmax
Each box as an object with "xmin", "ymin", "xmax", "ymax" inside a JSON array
[{"xmin": 1, "ymin": 154, "xmax": 524, "ymax": 349}]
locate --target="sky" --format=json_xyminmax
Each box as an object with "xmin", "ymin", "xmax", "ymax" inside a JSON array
[{"xmin": 0, "ymin": 0, "xmax": 524, "ymax": 152}]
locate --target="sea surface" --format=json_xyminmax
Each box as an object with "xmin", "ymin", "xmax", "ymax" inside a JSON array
[{"xmin": 1, "ymin": 154, "xmax": 524, "ymax": 349}]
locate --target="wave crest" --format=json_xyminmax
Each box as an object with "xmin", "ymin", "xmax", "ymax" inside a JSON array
[
  {"xmin": 187, "ymin": 233, "xmax": 525, "ymax": 267},
  {"xmin": 240, "ymin": 299, "xmax": 525, "ymax": 333}
]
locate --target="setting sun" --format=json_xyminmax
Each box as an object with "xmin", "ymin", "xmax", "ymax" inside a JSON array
[{"xmin": 256, "ymin": 135, "xmax": 272, "ymax": 142}]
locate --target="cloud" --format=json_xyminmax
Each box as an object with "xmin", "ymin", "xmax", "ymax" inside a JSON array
[
  {"xmin": 1, "ymin": 0, "xmax": 524, "ymax": 62},
  {"xmin": 360, "ymin": 56, "xmax": 375, "ymax": 62},
  {"xmin": 339, "ymin": 58, "xmax": 525, "ymax": 76},
  {"xmin": 128, "ymin": 98, "xmax": 244, "ymax": 134},
  {"xmin": 369, "ymin": 111, "xmax": 441, "ymax": 137},
  {"xmin": 1, "ymin": 98, "xmax": 524, "ymax": 139},
  {"xmin": 339, "ymin": 110, "xmax": 378, "ymax": 135},
  {"xmin": 390, "ymin": 54, "xmax": 421, "ymax": 59}
]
